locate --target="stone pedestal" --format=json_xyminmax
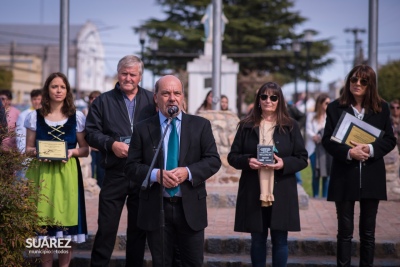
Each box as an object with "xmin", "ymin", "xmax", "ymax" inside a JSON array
[
  {"xmin": 79, "ymin": 153, "xmax": 100, "ymax": 199},
  {"xmin": 383, "ymin": 147, "xmax": 400, "ymax": 200},
  {"xmin": 197, "ymin": 110, "xmax": 241, "ymax": 184},
  {"xmin": 187, "ymin": 41, "xmax": 239, "ymax": 114}
]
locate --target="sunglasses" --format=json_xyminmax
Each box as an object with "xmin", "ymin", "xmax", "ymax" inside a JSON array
[
  {"xmin": 350, "ymin": 76, "xmax": 368, "ymax": 87},
  {"xmin": 260, "ymin": 94, "xmax": 278, "ymax": 102},
  {"xmin": 390, "ymin": 106, "xmax": 400, "ymax": 110}
]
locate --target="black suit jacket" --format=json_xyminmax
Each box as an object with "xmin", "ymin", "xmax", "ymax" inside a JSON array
[
  {"xmin": 322, "ymin": 99, "xmax": 396, "ymax": 201},
  {"xmin": 124, "ymin": 112, "xmax": 221, "ymax": 231}
]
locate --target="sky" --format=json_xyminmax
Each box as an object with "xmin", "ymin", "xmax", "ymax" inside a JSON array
[{"xmin": 0, "ymin": 0, "xmax": 399, "ymax": 95}]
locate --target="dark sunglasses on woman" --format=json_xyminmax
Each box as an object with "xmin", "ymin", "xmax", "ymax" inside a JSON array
[
  {"xmin": 350, "ymin": 76, "xmax": 368, "ymax": 87},
  {"xmin": 260, "ymin": 95, "xmax": 278, "ymax": 102}
]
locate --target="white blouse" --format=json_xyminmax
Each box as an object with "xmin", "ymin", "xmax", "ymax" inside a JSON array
[{"xmin": 24, "ymin": 110, "xmax": 86, "ymax": 133}]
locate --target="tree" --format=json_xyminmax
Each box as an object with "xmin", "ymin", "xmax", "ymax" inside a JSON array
[
  {"xmin": 140, "ymin": 0, "xmax": 334, "ymax": 106},
  {"xmin": 378, "ymin": 60, "xmax": 400, "ymax": 101}
]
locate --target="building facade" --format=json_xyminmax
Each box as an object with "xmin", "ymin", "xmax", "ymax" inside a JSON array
[{"xmin": 0, "ymin": 21, "xmax": 105, "ymax": 104}]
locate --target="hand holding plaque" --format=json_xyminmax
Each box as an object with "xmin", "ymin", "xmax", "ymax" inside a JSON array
[
  {"xmin": 257, "ymin": 144, "xmax": 274, "ymax": 164},
  {"xmin": 36, "ymin": 140, "xmax": 68, "ymax": 161}
]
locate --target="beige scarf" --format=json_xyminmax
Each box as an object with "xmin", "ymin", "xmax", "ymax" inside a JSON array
[{"xmin": 259, "ymin": 120, "xmax": 275, "ymax": 207}]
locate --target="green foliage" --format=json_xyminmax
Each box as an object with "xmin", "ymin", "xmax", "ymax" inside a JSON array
[
  {"xmin": 0, "ymin": 67, "xmax": 13, "ymax": 89},
  {"xmin": 378, "ymin": 60, "xmax": 400, "ymax": 102},
  {"xmin": 142, "ymin": 0, "xmax": 333, "ymax": 82},
  {"xmin": 0, "ymin": 147, "xmax": 55, "ymax": 266},
  {"xmin": 300, "ymin": 163, "xmax": 312, "ymax": 197},
  {"xmin": 141, "ymin": 0, "xmax": 334, "ymax": 111}
]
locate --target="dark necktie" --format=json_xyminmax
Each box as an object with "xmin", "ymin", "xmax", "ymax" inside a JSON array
[{"xmin": 166, "ymin": 118, "xmax": 179, "ymax": 196}]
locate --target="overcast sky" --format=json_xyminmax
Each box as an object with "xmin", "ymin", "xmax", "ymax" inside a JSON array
[{"xmin": 0, "ymin": 0, "xmax": 399, "ymax": 94}]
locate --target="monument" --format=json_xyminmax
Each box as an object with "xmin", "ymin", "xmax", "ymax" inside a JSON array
[{"xmin": 187, "ymin": 3, "xmax": 239, "ymax": 114}]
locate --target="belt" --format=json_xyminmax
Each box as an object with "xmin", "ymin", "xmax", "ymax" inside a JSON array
[{"xmin": 163, "ymin": 196, "xmax": 182, "ymax": 203}]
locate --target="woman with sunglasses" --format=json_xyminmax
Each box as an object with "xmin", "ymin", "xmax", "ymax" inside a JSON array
[
  {"xmin": 305, "ymin": 93, "xmax": 332, "ymax": 198},
  {"xmin": 228, "ymin": 82, "xmax": 308, "ymax": 267},
  {"xmin": 322, "ymin": 65, "xmax": 396, "ymax": 267}
]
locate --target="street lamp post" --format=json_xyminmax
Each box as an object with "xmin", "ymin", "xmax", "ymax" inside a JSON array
[
  {"xmin": 138, "ymin": 27, "xmax": 147, "ymax": 87},
  {"xmin": 149, "ymin": 38, "xmax": 159, "ymax": 91},
  {"xmin": 292, "ymin": 40, "xmax": 301, "ymax": 104}
]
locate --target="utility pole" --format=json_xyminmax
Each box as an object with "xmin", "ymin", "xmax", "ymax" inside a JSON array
[
  {"xmin": 344, "ymin": 27, "xmax": 366, "ymax": 67},
  {"xmin": 368, "ymin": 0, "xmax": 379, "ymax": 74},
  {"xmin": 211, "ymin": 0, "xmax": 222, "ymax": 110},
  {"xmin": 59, "ymin": 0, "xmax": 69, "ymax": 76}
]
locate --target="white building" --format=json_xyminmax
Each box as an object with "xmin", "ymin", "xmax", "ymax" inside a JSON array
[{"xmin": 0, "ymin": 21, "xmax": 106, "ymax": 103}]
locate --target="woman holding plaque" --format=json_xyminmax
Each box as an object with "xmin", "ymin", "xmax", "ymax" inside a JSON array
[
  {"xmin": 322, "ymin": 65, "xmax": 396, "ymax": 267},
  {"xmin": 25, "ymin": 72, "xmax": 89, "ymax": 267},
  {"xmin": 228, "ymin": 82, "xmax": 308, "ymax": 267}
]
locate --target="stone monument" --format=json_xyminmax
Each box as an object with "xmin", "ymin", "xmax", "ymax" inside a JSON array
[{"xmin": 187, "ymin": 3, "xmax": 239, "ymax": 114}]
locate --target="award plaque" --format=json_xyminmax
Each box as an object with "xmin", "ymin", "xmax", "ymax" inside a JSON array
[
  {"xmin": 330, "ymin": 111, "xmax": 383, "ymax": 146},
  {"xmin": 257, "ymin": 145, "xmax": 274, "ymax": 164},
  {"xmin": 36, "ymin": 140, "xmax": 68, "ymax": 161},
  {"xmin": 343, "ymin": 123, "xmax": 376, "ymax": 147}
]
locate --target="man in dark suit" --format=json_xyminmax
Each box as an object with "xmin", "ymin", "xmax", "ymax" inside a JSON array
[
  {"xmin": 85, "ymin": 55, "xmax": 157, "ymax": 267},
  {"xmin": 125, "ymin": 75, "xmax": 221, "ymax": 267}
]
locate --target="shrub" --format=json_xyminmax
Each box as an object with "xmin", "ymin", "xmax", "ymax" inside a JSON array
[{"xmin": 0, "ymin": 145, "xmax": 56, "ymax": 266}]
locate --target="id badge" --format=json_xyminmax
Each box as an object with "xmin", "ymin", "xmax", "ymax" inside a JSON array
[{"xmin": 120, "ymin": 136, "xmax": 131, "ymax": 145}]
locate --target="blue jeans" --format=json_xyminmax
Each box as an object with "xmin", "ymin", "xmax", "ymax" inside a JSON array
[
  {"xmin": 295, "ymin": 171, "xmax": 302, "ymax": 185},
  {"xmin": 91, "ymin": 150, "xmax": 105, "ymax": 188},
  {"xmin": 250, "ymin": 230, "xmax": 288, "ymax": 267},
  {"xmin": 309, "ymin": 152, "xmax": 329, "ymax": 198}
]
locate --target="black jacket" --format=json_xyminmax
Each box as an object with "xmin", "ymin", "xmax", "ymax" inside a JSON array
[
  {"xmin": 85, "ymin": 83, "xmax": 157, "ymax": 171},
  {"xmin": 228, "ymin": 120, "xmax": 308, "ymax": 233},
  {"xmin": 322, "ymin": 99, "xmax": 396, "ymax": 201}
]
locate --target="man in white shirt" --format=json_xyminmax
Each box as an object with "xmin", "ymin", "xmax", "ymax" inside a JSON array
[{"xmin": 16, "ymin": 89, "xmax": 42, "ymax": 153}]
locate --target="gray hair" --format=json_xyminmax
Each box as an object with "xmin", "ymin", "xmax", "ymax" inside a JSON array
[{"xmin": 117, "ymin": 55, "xmax": 144, "ymax": 74}]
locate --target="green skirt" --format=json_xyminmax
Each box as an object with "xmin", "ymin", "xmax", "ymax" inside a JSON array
[{"xmin": 26, "ymin": 158, "xmax": 87, "ymax": 242}]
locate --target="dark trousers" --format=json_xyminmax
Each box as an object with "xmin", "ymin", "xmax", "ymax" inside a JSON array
[
  {"xmin": 91, "ymin": 150, "xmax": 105, "ymax": 188},
  {"xmin": 335, "ymin": 199, "xmax": 379, "ymax": 267},
  {"xmin": 146, "ymin": 199, "xmax": 204, "ymax": 267},
  {"xmin": 90, "ymin": 171, "xmax": 146, "ymax": 267}
]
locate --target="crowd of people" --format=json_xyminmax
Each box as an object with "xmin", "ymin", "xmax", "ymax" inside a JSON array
[{"xmin": 1, "ymin": 60, "xmax": 398, "ymax": 267}]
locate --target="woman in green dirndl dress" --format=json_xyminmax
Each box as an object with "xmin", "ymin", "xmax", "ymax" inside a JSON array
[{"xmin": 25, "ymin": 72, "xmax": 89, "ymax": 267}]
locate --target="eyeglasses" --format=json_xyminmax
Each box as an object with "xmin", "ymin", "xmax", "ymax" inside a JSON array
[
  {"xmin": 390, "ymin": 106, "xmax": 400, "ymax": 110},
  {"xmin": 350, "ymin": 76, "xmax": 368, "ymax": 87},
  {"xmin": 260, "ymin": 94, "xmax": 278, "ymax": 102}
]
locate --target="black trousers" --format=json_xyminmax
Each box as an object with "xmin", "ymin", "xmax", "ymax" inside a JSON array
[
  {"xmin": 146, "ymin": 198, "xmax": 204, "ymax": 267},
  {"xmin": 335, "ymin": 199, "xmax": 379, "ymax": 267},
  {"xmin": 90, "ymin": 171, "xmax": 146, "ymax": 267}
]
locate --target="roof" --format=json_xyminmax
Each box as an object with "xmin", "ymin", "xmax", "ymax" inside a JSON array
[{"xmin": 0, "ymin": 24, "xmax": 83, "ymax": 45}]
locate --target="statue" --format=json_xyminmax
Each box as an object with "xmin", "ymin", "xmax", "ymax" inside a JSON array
[{"xmin": 201, "ymin": 3, "xmax": 228, "ymax": 42}]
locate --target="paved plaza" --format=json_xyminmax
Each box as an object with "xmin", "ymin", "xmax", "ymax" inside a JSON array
[{"xmin": 85, "ymin": 185, "xmax": 400, "ymax": 243}]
